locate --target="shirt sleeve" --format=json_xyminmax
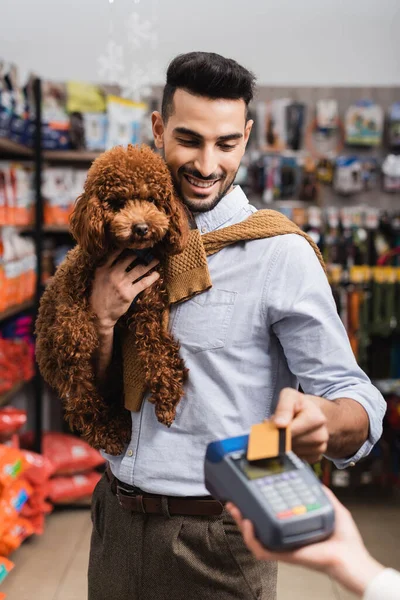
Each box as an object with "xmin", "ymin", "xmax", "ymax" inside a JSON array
[
  {"xmin": 264, "ymin": 234, "xmax": 386, "ymax": 469},
  {"xmin": 364, "ymin": 569, "xmax": 400, "ymax": 600}
]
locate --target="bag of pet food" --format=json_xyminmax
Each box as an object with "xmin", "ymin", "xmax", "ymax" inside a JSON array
[
  {"xmin": 106, "ymin": 95, "xmax": 146, "ymax": 150},
  {"xmin": 20, "ymin": 432, "xmax": 105, "ymax": 475},
  {"xmin": 21, "ymin": 450, "xmax": 55, "ymax": 486},
  {"xmin": 27, "ymin": 511, "xmax": 45, "ymax": 536},
  {"xmin": 0, "ymin": 445, "xmax": 26, "ymax": 490},
  {"xmin": 0, "ymin": 556, "xmax": 14, "ymax": 586},
  {"xmin": 0, "ymin": 516, "xmax": 34, "ymax": 556},
  {"xmin": 0, "ymin": 478, "xmax": 32, "ymax": 538},
  {"xmin": 20, "ymin": 491, "xmax": 52, "ymax": 519},
  {"xmin": 44, "ymin": 433, "xmax": 105, "ymax": 475},
  {"xmin": 0, "ymin": 408, "xmax": 27, "ymax": 439},
  {"xmin": 48, "ymin": 471, "xmax": 101, "ymax": 503}
]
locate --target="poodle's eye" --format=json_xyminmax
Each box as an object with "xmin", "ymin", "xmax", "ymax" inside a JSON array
[
  {"xmin": 147, "ymin": 196, "xmax": 156, "ymax": 203},
  {"xmin": 107, "ymin": 197, "xmax": 125, "ymax": 209}
]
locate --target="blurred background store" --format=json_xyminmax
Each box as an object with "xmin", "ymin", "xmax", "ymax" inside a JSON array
[{"xmin": 0, "ymin": 0, "xmax": 399, "ymax": 598}]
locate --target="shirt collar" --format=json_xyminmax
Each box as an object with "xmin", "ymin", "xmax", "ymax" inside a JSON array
[{"xmin": 194, "ymin": 186, "xmax": 249, "ymax": 233}]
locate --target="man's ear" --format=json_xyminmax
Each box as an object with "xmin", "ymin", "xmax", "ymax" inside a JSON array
[
  {"xmin": 152, "ymin": 111, "xmax": 165, "ymax": 150},
  {"xmin": 244, "ymin": 119, "xmax": 254, "ymax": 148}
]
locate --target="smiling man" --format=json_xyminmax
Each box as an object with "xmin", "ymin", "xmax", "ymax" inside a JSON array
[
  {"xmin": 87, "ymin": 52, "xmax": 386, "ymax": 600},
  {"xmin": 152, "ymin": 71, "xmax": 253, "ymax": 212}
]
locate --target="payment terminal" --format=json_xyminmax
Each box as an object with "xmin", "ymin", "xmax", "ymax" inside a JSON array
[{"xmin": 204, "ymin": 432, "xmax": 335, "ymax": 551}]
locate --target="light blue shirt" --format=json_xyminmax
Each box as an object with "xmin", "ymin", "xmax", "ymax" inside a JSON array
[{"xmin": 104, "ymin": 186, "xmax": 386, "ymax": 496}]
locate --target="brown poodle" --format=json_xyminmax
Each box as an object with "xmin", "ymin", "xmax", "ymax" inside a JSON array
[{"xmin": 35, "ymin": 145, "xmax": 189, "ymax": 455}]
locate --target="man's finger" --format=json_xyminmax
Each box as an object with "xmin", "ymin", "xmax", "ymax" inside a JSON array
[
  {"xmin": 290, "ymin": 407, "xmax": 327, "ymax": 438},
  {"xmin": 132, "ymin": 270, "xmax": 160, "ymax": 294},
  {"xmin": 273, "ymin": 388, "xmax": 303, "ymax": 427},
  {"xmin": 105, "ymin": 249, "xmax": 127, "ymax": 268},
  {"xmin": 113, "ymin": 252, "xmax": 139, "ymax": 272},
  {"xmin": 128, "ymin": 259, "xmax": 159, "ymax": 283}
]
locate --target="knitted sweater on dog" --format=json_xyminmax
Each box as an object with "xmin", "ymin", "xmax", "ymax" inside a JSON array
[{"xmin": 122, "ymin": 209, "xmax": 326, "ymax": 413}]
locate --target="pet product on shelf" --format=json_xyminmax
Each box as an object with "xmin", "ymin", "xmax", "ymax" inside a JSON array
[
  {"xmin": 316, "ymin": 158, "xmax": 334, "ymax": 184},
  {"xmin": 285, "ymin": 102, "xmax": 306, "ymax": 151},
  {"xmin": 334, "ymin": 156, "xmax": 363, "ymax": 195},
  {"xmin": 382, "ymin": 154, "xmax": 400, "ymax": 192},
  {"xmin": 256, "ymin": 99, "xmax": 291, "ymax": 152},
  {"xmin": 0, "ymin": 556, "xmax": 14, "ymax": 587},
  {"xmin": 345, "ymin": 100, "xmax": 384, "ymax": 147},
  {"xmin": 106, "ymin": 95, "xmax": 147, "ymax": 150},
  {"xmin": 83, "ymin": 113, "xmax": 108, "ymax": 151},
  {"xmin": 40, "ymin": 81, "xmax": 70, "ymax": 150},
  {"xmin": 388, "ymin": 103, "xmax": 400, "ymax": 149},
  {"xmin": 298, "ymin": 157, "xmax": 318, "ymax": 201},
  {"xmin": 316, "ymin": 99, "xmax": 339, "ymax": 131}
]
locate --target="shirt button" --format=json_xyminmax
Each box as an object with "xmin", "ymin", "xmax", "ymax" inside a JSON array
[
  {"xmin": 201, "ymin": 226, "xmax": 207, "ymax": 233},
  {"xmin": 349, "ymin": 461, "xmax": 356, "ymax": 467},
  {"xmin": 127, "ymin": 449, "xmax": 133, "ymax": 457}
]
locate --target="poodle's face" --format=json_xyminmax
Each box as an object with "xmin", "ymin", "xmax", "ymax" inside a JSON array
[
  {"xmin": 70, "ymin": 145, "xmax": 188, "ymax": 259},
  {"xmin": 104, "ymin": 187, "xmax": 170, "ymax": 251}
]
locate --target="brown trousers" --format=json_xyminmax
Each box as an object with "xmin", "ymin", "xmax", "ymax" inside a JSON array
[{"xmin": 88, "ymin": 474, "xmax": 277, "ymax": 600}]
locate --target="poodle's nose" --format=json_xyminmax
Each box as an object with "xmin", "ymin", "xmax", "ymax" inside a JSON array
[{"xmin": 133, "ymin": 223, "xmax": 149, "ymax": 237}]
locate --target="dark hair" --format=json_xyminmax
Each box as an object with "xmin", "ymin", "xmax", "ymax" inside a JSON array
[{"xmin": 161, "ymin": 52, "xmax": 256, "ymax": 121}]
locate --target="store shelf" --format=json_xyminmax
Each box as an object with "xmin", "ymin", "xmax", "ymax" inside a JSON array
[
  {"xmin": 20, "ymin": 223, "xmax": 71, "ymax": 234},
  {"xmin": 43, "ymin": 150, "xmax": 100, "ymax": 163},
  {"xmin": 0, "ymin": 300, "xmax": 34, "ymax": 323},
  {"xmin": 43, "ymin": 224, "xmax": 71, "ymax": 233},
  {"xmin": 0, "ymin": 380, "xmax": 29, "ymax": 407},
  {"xmin": 0, "ymin": 139, "xmax": 100, "ymax": 163},
  {"xmin": 0, "ymin": 224, "xmax": 35, "ymax": 230},
  {"xmin": 0, "ymin": 137, "xmax": 33, "ymax": 158}
]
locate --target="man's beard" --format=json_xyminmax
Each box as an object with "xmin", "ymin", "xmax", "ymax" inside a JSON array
[{"xmin": 171, "ymin": 166, "xmax": 239, "ymax": 213}]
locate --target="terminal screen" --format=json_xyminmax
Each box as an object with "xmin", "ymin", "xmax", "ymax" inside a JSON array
[{"xmin": 233, "ymin": 454, "xmax": 294, "ymax": 480}]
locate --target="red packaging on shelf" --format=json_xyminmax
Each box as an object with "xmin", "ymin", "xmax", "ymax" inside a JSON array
[
  {"xmin": 0, "ymin": 556, "xmax": 14, "ymax": 587},
  {"xmin": 0, "ymin": 478, "xmax": 33, "ymax": 536},
  {"xmin": 0, "ymin": 445, "xmax": 26, "ymax": 490},
  {"xmin": 20, "ymin": 491, "xmax": 52, "ymax": 518},
  {"xmin": 21, "ymin": 432, "xmax": 105, "ymax": 476},
  {"xmin": 48, "ymin": 471, "xmax": 101, "ymax": 503},
  {"xmin": 0, "ymin": 408, "xmax": 27, "ymax": 437},
  {"xmin": 21, "ymin": 450, "xmax": 55, "ymax": 486},
  {"xmin": 0, "ymin": 516, "xmax": 34, "ymax": 556}
]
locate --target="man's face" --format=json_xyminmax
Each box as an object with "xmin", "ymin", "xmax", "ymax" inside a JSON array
[{"xmin": 152, "ymin": 89, "xmax": 253, "ymax": 213}]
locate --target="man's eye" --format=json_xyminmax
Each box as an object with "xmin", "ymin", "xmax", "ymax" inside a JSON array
[
  {"xmin": 219, "ymin": 144, "xmax": 236, "ymax": 151},
  {"xmin": 177, "ymin": 138, "xmax": 198, "ymax": 147}
]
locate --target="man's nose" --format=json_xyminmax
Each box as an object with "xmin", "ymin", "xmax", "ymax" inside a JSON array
[{"xmin": 193, "ymin": 148, "xmax": 218, "ymax": 179}]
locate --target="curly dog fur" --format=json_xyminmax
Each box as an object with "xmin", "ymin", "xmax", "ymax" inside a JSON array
[{"xmin": 35, "ymin": 145, "xmax": 189, "ymax": 455}]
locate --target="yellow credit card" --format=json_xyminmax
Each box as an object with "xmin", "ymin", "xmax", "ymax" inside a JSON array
[{"xmin": 247, "ymin": 420, "xmax": 291, "ymax": 462}]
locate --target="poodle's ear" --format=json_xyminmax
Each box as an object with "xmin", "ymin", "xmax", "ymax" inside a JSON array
[
  {"xmin": 163, "ymin": 193, "xmax": 189, "ymax": 255},
  {"xmin": 69, "ymin": 194, "xmax": 107, "ymax": 258}
]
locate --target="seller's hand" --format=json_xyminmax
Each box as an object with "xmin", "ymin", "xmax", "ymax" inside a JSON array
[
  {"xmin": 227, "ymin": 488, "xmax": 384, "ymax": 598},
  {"xmin": 273, "ymin": 388, "xmax": 328, "ymax": 463},
  {"xmin": 90, "ymin": 250, "xmax": 160, "ymax": 332}
]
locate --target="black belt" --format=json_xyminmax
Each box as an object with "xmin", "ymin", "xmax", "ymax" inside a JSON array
[{"xmin": 105, "ymin": 463, "xmax": 224, "ymax": 516}]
